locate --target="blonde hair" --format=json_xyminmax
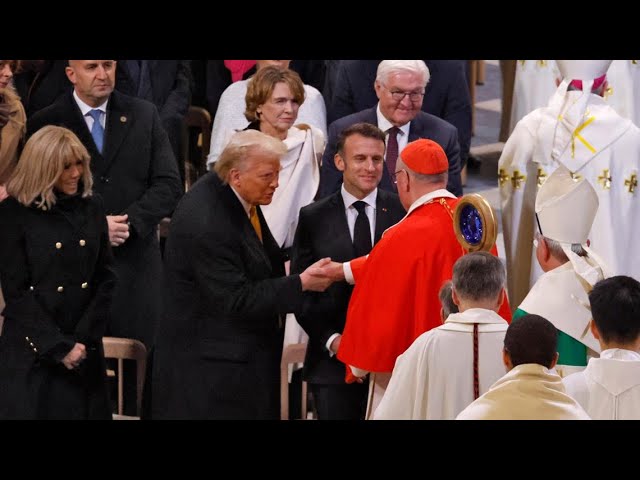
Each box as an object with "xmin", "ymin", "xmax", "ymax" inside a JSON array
[
  {"xmin": 7, "ymin": 125, "xmax": 93, "ymax": 209},
  {"xmin": 214, "ymin": 129, "xmax": 286, "ymax": 184},
  {"xmin": 244, "ymin": 66, "xmax": 305, "ymax": 123}
]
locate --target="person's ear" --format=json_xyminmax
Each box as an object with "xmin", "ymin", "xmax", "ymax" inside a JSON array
[
  {"xmin": 228, "ymin": 168, "xmax": 241, "ymax": 187},
  {"xmin": 495, "ymin": 288, "xmax": 506, "ymax": 310},
  {"xmin": 451, "ymin": 287, "xmax": 460, "ymax": 306},
  {"xmin": 590, "ymin": 318, "xmax": 601, "ymax": 340},
  {"xmin": 502, "ymin": 348, "xmax": 512, "ymax": 371},
  {"xmin": 539, "ymin": 236, "xmax": 551, "ymax": 263},
  {"xmin": 550, "ymin": 352, "xmax": 559, "ymax": 370},
  {"xmin": 65, "ymin": 66, "xmax": 75, "ymax": 84},
  {"xmin": 374, "ymin": 80, "xmax": 383, "ymax": 100},
  {"xmin": 440, "ymin": 307, "xmax": 446, "ymax": 323},
  {"xmin": 334, "ymin": 153, "xmax": 346, "ymax": 172}
]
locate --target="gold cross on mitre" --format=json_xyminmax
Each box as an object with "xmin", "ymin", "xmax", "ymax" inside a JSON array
[
  {"xmin": 536, "ymin": 168, "xmax": 547, "ymax": 187},
  {"xmin": 571, "ymin": 116, "xmax": 596, "ymax": 158},
  {"xmin": 625, "ymin": 173, "xmax": 638, "ymax": 193},
  {"xmin": 536, "ymin": 60, "xmax": 547, "ymax": 67},
  {"xmin": 498, "ymin": 169, "xmax": 510, "ymax": 187},
  {"xmin": 570, "ymin": 171, "xmax": 583, "ymax": 182},
  {"xmin": 598, "ymin": 169, "xmax": 612, "ymax": 190},
  {"xmin": 511, "ymin": 170, "xmax": 526, "ymax": 189}
]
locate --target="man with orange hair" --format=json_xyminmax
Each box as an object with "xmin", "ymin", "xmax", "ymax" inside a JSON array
[{"xmin": 321, "ymin": 139, "xmax": 511, "ymax": 418}]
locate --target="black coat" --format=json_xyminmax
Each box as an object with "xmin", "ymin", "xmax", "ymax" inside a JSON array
[
  {"xmin": 27, "ymin": 91, "xmax": 183, "ymax": 347},
  {"xmin": 152, "ymin": 173, "xmax": 304, "ymax": 419},
  {"xmin": 291, "ymin": 189, "xmax": 406, "ymax": 384},
  {"xmin": 0, "ymin": 194, "xmax": 115, "ymax": 419}
]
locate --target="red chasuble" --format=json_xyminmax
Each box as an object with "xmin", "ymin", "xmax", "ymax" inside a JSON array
[{"xmin": 338, "ymin": 197, "xmax": 511, "ymax": 376}]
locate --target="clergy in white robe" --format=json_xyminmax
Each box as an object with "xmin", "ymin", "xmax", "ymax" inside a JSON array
[
  {"xmin": 515, "ymin": 166, "xmax": 609, "ymax": 376},
  {"xmin": 563, "ymin": 275, "xmax": 640, "ymax": 419},
  {"xmin": 456, "ymin": 314, "xmax": 590, "ymax": 420},
  {"xmin": 499, "ymin": 60, "xmax": 640, "ymax": 308},
  {"xmin": 374, "ymin": 251, "xmax": 509, "ymax": 420}
]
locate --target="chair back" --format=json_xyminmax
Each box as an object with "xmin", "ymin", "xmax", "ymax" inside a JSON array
[
  {"xmin": 280, "ymin": 342, "xmax": 310, "ymax": 420},
  {"xmin": 102, "ymin": 336, "xmax": 148, "ymax": 418}
]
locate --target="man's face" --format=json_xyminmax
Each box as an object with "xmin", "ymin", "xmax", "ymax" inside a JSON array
[
  {"xmin": 374, "ymin": 71, "xmax": 425, "ymax": 126},
  {"xmin": 231, "ymin": 151, "xmax": 281, "ymax": 205},
  {"xmin": 66, "ymin": 60, "xmax": 116, "ymax": 107},
  {"xmin": 335, "ymin": 134, "xmax": 385, "ymax": 198}
]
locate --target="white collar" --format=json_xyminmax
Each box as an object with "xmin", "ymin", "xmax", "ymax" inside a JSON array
[
  {"xmin": 445, "ymin": 308, "xmax": 507, "ymax": 326},
  {"xmin": 73, "ymin": 90, "xmax": 109, "ymax": 117},
  {"xmin": 341, "ymin": 185, "xmax": 378, "ymax": 211},
  {"xmin": 406, "ymin": 189, "xmax": 456, "ymax": 216},
  {"xmin": 376, "ymin": 103, "xmax": 410, "ymax": 136}
]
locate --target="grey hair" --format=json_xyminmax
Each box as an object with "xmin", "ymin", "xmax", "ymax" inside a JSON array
[
  {"xmin": 452, "ymin": 251, "xmax": 505, "ymax": 301},
  {"xmin": 534, "ymin": 231, "xmax": 587, "ymax": 261},
  {"xmin": 376, "ymin": 60, "xmax": 430, "ymax": 88},
  {"xmin": 214, "ymin": 129, "xmax": 286, "ymax": 184}
]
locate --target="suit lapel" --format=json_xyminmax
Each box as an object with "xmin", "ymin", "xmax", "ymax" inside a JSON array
[
  {"xmin": 374, "ymin": 190, "xmax": 399, "ymax": 242},
  {"xmin": 103, "ymin": 91, "xmax": 131, "ymax": 168},
  {"xmin": 408, "ymin": 114, "xmax": 425, "ymax": 142}
]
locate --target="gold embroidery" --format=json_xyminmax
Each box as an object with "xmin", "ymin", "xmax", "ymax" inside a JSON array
[
  {"xmin": 511, "ymin": 171, "xmax": 525, "ymax": 189},
  {"xmin": 536, "ymin": 60, "xmax": 547, "ymax": 67},
  {"xmin": 598, "ymin": 169, "xmax": 612, "ymax": 190},
  {"xmin": 439, "ymin": 198, "xmax": 454, "ymax": 220},
  {"xmin": 604, "ymin": 85, "xmax": 614, "ymax": 99},
  {"xmin": 571, "ymin": 116, "xmax": 596, "ymax": 158},
  {"xmin": 570, "ymin": 172, "xmax": 583, "ymax": 182},
  {"xmin": 519, "ymin": 60, "xmax": 526, "ymax": 67},
  {"xmin": 536, "ymin": 168, "xmax": 547, "ymax": 187},
  {"xmin": 498, "ymin": 169, "xmax": 510, "ymax": 187},
  {"xmin": 625, "ymin": 174, "xmax": 638, "ymax": 193},
  {"xmin": 632, "ymin": 60, "xmax": 638, "ymax": 65}
]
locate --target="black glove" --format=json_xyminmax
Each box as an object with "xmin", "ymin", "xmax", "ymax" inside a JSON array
[{"xmin": 0, "ymin": 101, "xmax": 11, "ymax": 130}]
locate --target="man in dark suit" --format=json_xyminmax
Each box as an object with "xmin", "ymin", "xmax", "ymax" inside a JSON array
[
  {"xmin": 328, "ymin": 60, "xmax": 471, "ymax": 169},
  {"xmin": 318, "ymin": 60, "xmax": 462, "ymax": 199},
  {"xmin": 27, "ymin": 60, "xmax": 183, "ymax": 351},
  {"xmin": 151, "ymin": 129, "xmax": 335, "ymax": 419},
  {"xmin": 115, "ymin": 60, "xmax": 192, "ymax": 169},
  {"xmin": 291, "ymin": 123, "xmax": 406, "ymax": 420}
]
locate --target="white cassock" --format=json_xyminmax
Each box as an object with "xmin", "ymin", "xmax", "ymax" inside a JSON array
[
  {"xmin": 509, "ymin": 60, "xmax": 559, "ymax": 135},
  {"xmin": 456, "ymin": 364, "xmax": 591, "ymax": 420},
  {"xmin": 508, "ymin": 60, "xmax": 640, "ymax": 138},
  {"xmin": 372, "ymin": 309, "xmax": 508, "ymax": 420},
  {"xmin": 563, "ymin": 349, "xmax": 640, "ymax": 420},
  {"xmin": 499, "ymin": 87, "xmax": 640, "ymax": 308}
]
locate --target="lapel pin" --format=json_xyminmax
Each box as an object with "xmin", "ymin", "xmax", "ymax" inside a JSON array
[{"xmin": 120, "ymin": 116, "xmax": 127, "ymax": 123}]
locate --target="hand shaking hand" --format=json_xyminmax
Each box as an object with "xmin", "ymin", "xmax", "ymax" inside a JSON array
[{"xmin": 300, "ymin": 257, "xmax": 337, "ymax": 292}]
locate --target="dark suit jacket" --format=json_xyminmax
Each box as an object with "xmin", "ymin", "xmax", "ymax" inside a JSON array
[
  {"xmin": 115, "ymin": 60, "xmax": 192, "ymax": 159},
  {"xmin": 27, "ymin": 90, "xmax": 183, "ymax": 346},
  {"xmin": 13, "ymin": 60, "xmax": 72, "ymax": 117},
  {"xmin": 329, "ymin": 60, "xmax": 471, "ymax": 164},
  {"xmin": 290, "ymin": 189, "xmax": 405, "ymax": 384},
  {"xmin": 152, "ymin": 173, "xmax": 304, "ymax": 419},
  {"xmin": 317, "ymin": 107, "xmax": 462, "ymax": 198}
]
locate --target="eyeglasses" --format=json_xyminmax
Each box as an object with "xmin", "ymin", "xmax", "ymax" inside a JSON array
[
  {"xmin": 392, "ymin": 169, "xmax": 407, "ymax": 184},
  {"xmin": 382, "ymin": 84, "xmax": 425, "ymax": 102}
]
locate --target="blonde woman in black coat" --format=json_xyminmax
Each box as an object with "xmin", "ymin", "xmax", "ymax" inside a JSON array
[{"xmin": 0, "ymin": 125, "xmax": 115, "ymax": 419}]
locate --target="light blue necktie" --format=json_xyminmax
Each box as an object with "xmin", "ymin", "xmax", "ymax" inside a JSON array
[{"xmin": 88, "ymin": 109, "xmax": 104, "ymax": 153}]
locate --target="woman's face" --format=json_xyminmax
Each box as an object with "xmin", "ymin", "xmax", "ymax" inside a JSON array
[
  {"xmin": 257, "ymin": 82, "xmax": 299, "ymax": 139},
  {"xmin": 55, "ymin": 158, "xmax": 84, "ymax": 195},
  {"xmin": 0, "ymin": 61, "xmax": 14, "ymax": 90}
]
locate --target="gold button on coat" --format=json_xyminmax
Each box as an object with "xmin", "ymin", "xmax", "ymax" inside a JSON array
[
  {"xmin": 81, "ymin": 282, "xmax": 88, "ymax": 289},
  {"xmin": 79, "ymin": 239, "xmax": 86, "ymax": 246},
  {"xmin": 57, "ymin": 286, "xmax": 64, "ymax": 293},
  {"xmin": 55, "ymin": 242, "xmax": 62, "ymax": 249}
]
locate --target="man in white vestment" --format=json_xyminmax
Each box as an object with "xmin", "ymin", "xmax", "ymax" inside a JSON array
[
  {"xmin": 373, "ymin": 252, "xmax": 509, "ymax": 420},
  {"xmin": 563, "ymin": 275, "xmax": 640, "ymax": 419},
  {"xmin": 499, "ymin": 60, "xmax": 640, "ymax": 309},
  {"xmin": 456, "ymin": 314, "xmax": 590, "ymax": 420},
  {"xmin": 515, "ymin": 166, "xmax": 609, "ymax": 377}
]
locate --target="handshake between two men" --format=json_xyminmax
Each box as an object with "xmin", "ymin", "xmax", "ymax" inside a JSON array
[{"xmin": 297, "ymin": 258, "xmax": 346, "ymax": 292}]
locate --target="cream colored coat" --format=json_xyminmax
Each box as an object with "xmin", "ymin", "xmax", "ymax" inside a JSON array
[{"xmin": 456, "ymin": 364, "xmax": 590, "ymax": 420}]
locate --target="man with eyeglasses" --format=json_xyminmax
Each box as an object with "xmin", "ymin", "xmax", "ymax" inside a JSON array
[
  {"xmin": 317, "ymin": 60, "xmax": 462, "ymax": 199},
  {"xmin": 324, "ymin": 139, "xmax": 510, "ymax": 418},
  {"xmin": 326, "ymin": 59, "xmax": 471, "ymax": 172}
]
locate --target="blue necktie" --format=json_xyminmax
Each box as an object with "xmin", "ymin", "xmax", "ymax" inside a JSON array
[{"xmin": 88, "ymin": 109, "xmax": 104, "ymax": 153}]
